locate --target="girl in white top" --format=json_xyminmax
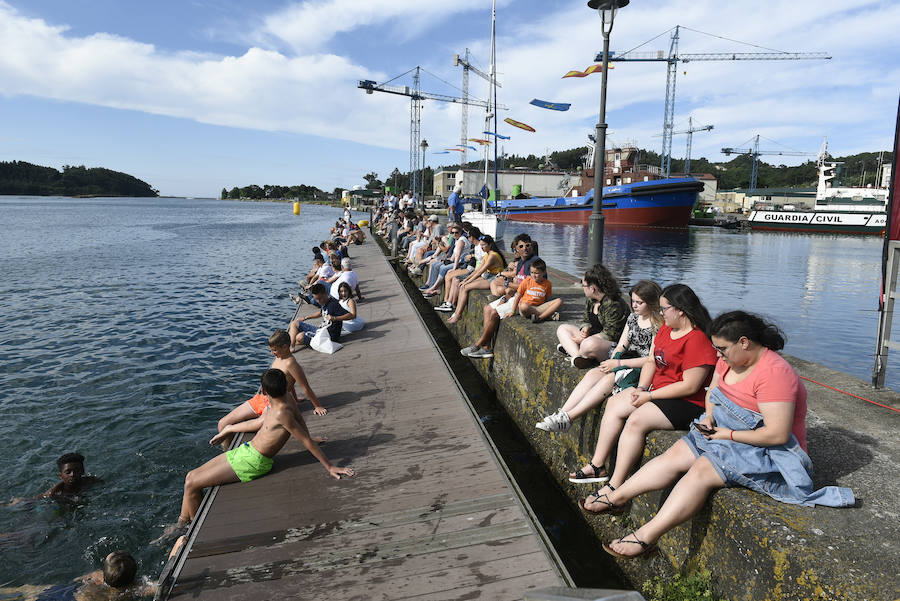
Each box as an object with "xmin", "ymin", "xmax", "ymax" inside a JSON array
[{"xmin": 337, "ymin": 283, "xmax": 365, "ymax": 333}]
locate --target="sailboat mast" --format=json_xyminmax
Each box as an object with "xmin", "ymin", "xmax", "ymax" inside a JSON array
[{"xmin": 491, "ymin": 0, "xmax": 499, "ymax": 207}]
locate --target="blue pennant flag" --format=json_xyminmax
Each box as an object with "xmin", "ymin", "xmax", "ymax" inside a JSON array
[
  {"xmin": 530, "ymin": 98, "xmax": 571, "ymax": 111},
  {"xmin": 478, "ymin": 184, "xmax": 489, "ymax": 200}
]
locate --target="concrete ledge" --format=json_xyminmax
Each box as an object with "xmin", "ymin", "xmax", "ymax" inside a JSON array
[{"xmin": 375, "ymin": 234, "xmax": 900, "ymax": 601}]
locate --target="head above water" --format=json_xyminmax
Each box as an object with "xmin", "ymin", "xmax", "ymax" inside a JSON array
[
  {"xmin": 103, "ymin": 550, "xmax": 137, "ymax": 588},
  {"xmin": 261, "ymin": 368, "xmax": 288, "ymax": 398}
]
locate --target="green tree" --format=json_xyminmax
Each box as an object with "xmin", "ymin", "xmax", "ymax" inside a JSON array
[
  {"xmin": 228, "ymin": 186, "xmax": 240, "ymax": 199},
  {"xmin": 221, "ymin": 188, "xmax": 228, "ymax": 200},
  {"xmin": 364, "ymin": 172, "xmax": 382, "ymax": 190}
]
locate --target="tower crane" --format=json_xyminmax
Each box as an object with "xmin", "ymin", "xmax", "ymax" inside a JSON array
[
  {"xmin": 652, "ymin": 116, "xmax": 713, "ymax": 175},
  {"xmin": 598, "ymin": 25, "xmax": 830, "ymax": 177},
  {"xmin": 453, "ymin": 49, "xmax": 501, "ymax": 169},
  {"xmin": 721, "ymin": 134, "xmax": 816, "ymax": 192},
  {"xmin": 359, "ymin": 68, "xmax": 505, "ymax": 206}
]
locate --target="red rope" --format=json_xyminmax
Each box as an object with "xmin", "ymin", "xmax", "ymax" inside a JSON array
[{"xmin": 799, "ymin": 375, "xmax": 900, "ymax": 413}]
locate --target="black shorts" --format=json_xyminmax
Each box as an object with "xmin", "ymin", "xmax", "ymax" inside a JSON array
[{"xmin": 650, "ymin": 398, "xmax": 704, "ymax": 430}]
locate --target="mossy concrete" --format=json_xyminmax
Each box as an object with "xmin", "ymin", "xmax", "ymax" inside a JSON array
[{"xmin": 375, "ymin": 234, "xmax": 900, "ymax": 601}]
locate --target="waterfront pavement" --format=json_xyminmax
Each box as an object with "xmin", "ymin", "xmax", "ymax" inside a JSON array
[{"xmin": 156, "ymin": 237, "xmax": 566, "ymax": 600}]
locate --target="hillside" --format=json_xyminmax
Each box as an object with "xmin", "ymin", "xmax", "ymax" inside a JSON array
[{"xmin": 0, "ymin": 161, "xmax": 158, "ymax": 197}]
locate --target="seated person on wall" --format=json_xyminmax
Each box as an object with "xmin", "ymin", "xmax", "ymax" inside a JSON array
[
  {"xmin": 445, "ymin": 235, "xmax": 506, "ymax": 325},
  {"xmin": 556, "ymin": 263, "xmax": 630, "ymax": 369},
  {"xmin": 434, "ymin": 227, "xmax": 483, "ymax": 312},
  {"xmin": 537, "ymin": 279, "xmax": 663, "ymax": 436},
  {"xmin": 404, "ymin": 215, "xmax": 443, "ymax": 267},
  {"xmin": 490, "ymin": 234, "xmax": 538, "ymax": 299},
  {"xmin": 166, "ymin": 369, "xmax": 354, "ymax": 535},
  {"xmin": 459, "ymin": 259, "xmax": 562, "ymax": 359},
  {"xmin": 421, "ymin": 223, "xmax": 470, "ymax": 296},
  {"xmin": 573, "ymin": 284, "xmax": 716, "ymax": 507},
  {"xmin": 593, "ymin": 311, "xmax": 855, "ymax": 559},
  {"xmin": 409, "ymin": 219, "xmax": 456, "ymax": 276}
]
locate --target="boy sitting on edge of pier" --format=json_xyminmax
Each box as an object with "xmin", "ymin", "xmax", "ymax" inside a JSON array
[
  {"xmin": 216, "ymin": 329, "xmax": 327, "ymax": 450},
  {"xmin": 459, "ymin": 259, "xmax": 562, "ymax": 359},
  {"xmin": 167, "ymin": 368, "xmax": 354, "ymax": 534}
]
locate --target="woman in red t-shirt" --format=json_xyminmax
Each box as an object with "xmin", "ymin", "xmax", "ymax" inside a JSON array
[{"xmin": 577, "ymin": 284, "xmax": 716, "ymax": 512}]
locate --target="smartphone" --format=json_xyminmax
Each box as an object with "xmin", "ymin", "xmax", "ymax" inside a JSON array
[{"xmin": 692, "ymin": 420, "xmax": 715, "ymax": 434}]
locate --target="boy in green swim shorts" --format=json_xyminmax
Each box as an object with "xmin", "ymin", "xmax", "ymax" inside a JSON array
[{"xmin": 173, "ymin": 368, "xmax": 354, "ymax": 529}]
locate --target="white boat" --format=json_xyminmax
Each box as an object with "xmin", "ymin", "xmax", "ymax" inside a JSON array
[{"xmin": 748, "ymin": 142, "xmax": 888, "ymax": 235}]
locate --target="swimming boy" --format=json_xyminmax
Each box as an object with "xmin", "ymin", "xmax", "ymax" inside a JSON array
[
  {"xmin": 216, "ymin": 330, "xmax": 326, "ymax": 449},
  {"xmin": 174, "ymin": 368, "xmax": 354, "ymax": 529},
  {"xmin": 43, "ymin": 453, "xmax": 101, "ymax": 499}
]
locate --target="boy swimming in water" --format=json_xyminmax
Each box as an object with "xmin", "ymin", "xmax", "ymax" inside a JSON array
[
  {"xmin": 42, "ymin": 453, "xmax": 101, "ymax": 499},
  {"xmin": 216, "ymin": 329, "xmax": 327, "ymax": 449},
  {"xmin": 173, "ymin": 368, "xmax": 353, "ymax": 529}
]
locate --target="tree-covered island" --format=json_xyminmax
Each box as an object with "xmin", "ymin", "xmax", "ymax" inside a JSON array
[{"xmin": 0, "ymin": 161, "xmax": 158, "ymax": 197}]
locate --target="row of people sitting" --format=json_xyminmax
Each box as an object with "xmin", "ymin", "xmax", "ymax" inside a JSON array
[{"xmin": 376, "ymin": 217, "xmax": 857, "ymax": 562}]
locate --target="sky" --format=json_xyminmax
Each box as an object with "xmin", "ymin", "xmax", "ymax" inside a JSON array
[{"xmin": 0, "ymin": 0, "xmax": 898, "ymax": 198}]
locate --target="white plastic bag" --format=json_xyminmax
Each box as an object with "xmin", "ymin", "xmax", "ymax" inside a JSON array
[{"xmin": 309, "ymin": 325, "xmax": 343, "ymax": 354}]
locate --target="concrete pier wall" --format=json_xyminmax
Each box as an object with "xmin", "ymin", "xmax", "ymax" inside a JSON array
[{"xmin": 377, "ymin": 234, "xmax": 900, "ymax": 601}]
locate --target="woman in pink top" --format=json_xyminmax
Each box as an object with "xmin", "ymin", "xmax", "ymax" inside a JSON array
[{"xmin": 594, "ymin": 311, "xmax": 854, "ymax": 559}]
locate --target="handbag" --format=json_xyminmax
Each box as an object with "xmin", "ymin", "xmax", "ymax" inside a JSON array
[{"xmin": 309, "ymin": 325, "xmax": 343, "ymax": 354}]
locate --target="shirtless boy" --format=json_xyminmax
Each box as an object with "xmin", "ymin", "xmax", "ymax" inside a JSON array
[
  {"xmin": 44, "ymin": 453, "xmax": 101, "ymax": 498},
  {"xmin": 216, "ymin": 330, "xmax": 326, "ymax": 449},
  {"xmin": 175, "ymin": 368, "xmax": 354, "ymax": 527}
]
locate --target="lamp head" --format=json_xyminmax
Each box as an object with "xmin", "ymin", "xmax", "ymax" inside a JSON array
[{"xmin": 587, "ymin": 0, "xmax": 629, "ymax": 9}]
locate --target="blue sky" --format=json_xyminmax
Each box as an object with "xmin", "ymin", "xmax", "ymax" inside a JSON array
[{"xmin": 0, "ymin": 0, "xmax": 898, "ymax": 197}]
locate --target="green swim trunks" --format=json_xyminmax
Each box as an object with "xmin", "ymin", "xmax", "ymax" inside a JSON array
[{"xmin": 226, "ymin": 442, "xmax": 274, "ymax": 482}]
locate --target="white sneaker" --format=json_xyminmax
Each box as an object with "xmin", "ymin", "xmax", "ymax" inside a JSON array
[
  {"xmin": 434, "ymin": 303, "xmax": 454, "ymax": 313},
  {"xmin": 545, "ymin": 409, "xmax": 571, "ymax": 432},
  {"xmin": 460, "ymin": 345, "xmax": 480, "ymax": 357},
  {"xmin": 535, "ymin": 413, "xmax": 555, "ymax": 431}
]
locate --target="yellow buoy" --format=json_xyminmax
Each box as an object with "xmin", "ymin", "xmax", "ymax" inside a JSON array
[
  {"xmin": 293, "ymin": 201, "xmax": 300, "ymax": 215},
  {"xmin": 357, "ymin": 219, "xmax": 369, "ymax": 227}
]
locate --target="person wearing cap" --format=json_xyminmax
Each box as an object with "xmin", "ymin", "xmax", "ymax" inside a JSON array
[
  {"xmin": 405, "ymin": 215, "xmax": 443, "ymax": 266},
  {"xmin": 326, "ymin": 257, "xmax": 363, "ymax": 301}
]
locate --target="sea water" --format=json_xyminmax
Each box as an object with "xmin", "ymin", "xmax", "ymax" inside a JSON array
[
  {"xmin": 0, "ymin": 197, "xmax": 348, "ymax": 586},
  {"xmin": 0, "ymin": 199, "xmax": 892, "ymax": 587}
]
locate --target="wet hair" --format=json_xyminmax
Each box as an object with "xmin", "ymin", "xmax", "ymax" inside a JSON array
[
  {"xmin": 103, "ymin": 550, "xmax": 137, "ymax": 588},
  {"xmin": 479, "ymin": 235, "xmax": 506, "ymax": 268},
  {"xmin": 268, "ymin": 329, "xmax": 291, "ymax": 348},
  {"xmin": 57, "ymin": 453, "xmax": 84, "ymax": 470},
  {"xmin": 708, "ymin": 311, "xmax": 785, "ymax": 351},
  {"xmin": 661, "ymin": 284, "xmax": 711, "ymax": 332},
  {"xmin": 261, "ymin": 368, "xmax": 288, "ymax": 398},
  {"xmin": 630, "ymin": 279, "xmax": 664, "ymax": 330},
  {"xmin": 583, "ymin": 264, "xmax": 621, "ymax": 299},
  {"xmin": 309, "ymin": 283, "xmax": 327, "ymax": 296},
  {"xmin": 338, "ymin": 282, "xmax": 353, "ymax": 299},
  {"xmin": 530, "ymin": 258, "xmax": 547, "ymax": 273}
]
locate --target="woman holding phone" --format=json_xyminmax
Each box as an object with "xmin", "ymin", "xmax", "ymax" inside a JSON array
[{"xmin": 593, "ymin": 311, "xmax": 855, "ymax": 558}]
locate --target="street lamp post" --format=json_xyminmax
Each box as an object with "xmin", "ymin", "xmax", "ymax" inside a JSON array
[
  {"xmin": 420, "ymin": 139, "xmax": 429, "ymax": 212},
  {"xmin": 587, "ymin": 0, "xmax": 628, "ymax": 267}
]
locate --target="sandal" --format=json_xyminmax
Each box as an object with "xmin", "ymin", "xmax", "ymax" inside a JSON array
[
  {"xmin": 568, "ymin": 463, "xmax": 609, "ymax": 484},
  {"xmin": 582, "ymin": 485, "xmax": 624, "ymax": 515},
  {"xmin": 602, "ymin": 531, "xmax": 657, "ymax": 559}
]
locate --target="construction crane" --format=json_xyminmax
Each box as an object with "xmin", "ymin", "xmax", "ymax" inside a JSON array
[
  {"xmin": 359, "ymin": 68, "xmax": 505, "ymax": 206},
  {"xmin": 652, "ymin": 116, "xmax": 713, "ymax": 174},
  {"xmin": 453, "ymin": 49, "xmax": 500, "ymax": 169},
  {"xmin": 598, "ymin": 25, "xmax": 830, "ymax": 177},
  {"xmin": 721, "ymin": 134, "xmax": 816, "ymax": 191}
]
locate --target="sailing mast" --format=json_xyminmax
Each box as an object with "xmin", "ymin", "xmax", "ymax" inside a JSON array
[{"xmin": 491, "ymin": 0, "xmax": 499, "ymax": 208}]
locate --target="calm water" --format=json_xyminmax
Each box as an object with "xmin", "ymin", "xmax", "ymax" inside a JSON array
[
  {"xmin": 0, "ymin": 197, "xmax": 349, "ymax": 586},
  {"xmin": 0, "ymin": 198, "xmax": 891, "ymax": 587}
]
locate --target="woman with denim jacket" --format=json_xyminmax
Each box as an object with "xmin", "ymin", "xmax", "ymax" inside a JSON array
[{"xmin": 592, "ymin": 310, "xmax": 855, "ymax": 559}]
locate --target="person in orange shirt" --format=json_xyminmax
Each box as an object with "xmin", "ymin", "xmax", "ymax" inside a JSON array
[{"xmin": 460, "ymin": 259, "xmax": 562, "ymax": 358}]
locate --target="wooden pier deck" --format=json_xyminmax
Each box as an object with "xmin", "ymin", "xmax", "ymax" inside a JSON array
[{"xmin": 159, "ymin": 236, "xmax": 566, "ymax": 600}]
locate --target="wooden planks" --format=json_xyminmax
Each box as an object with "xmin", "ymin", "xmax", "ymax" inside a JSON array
[{"xmin": 166, "ymin": 235, "xmax": 564, "ymax": 600}]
